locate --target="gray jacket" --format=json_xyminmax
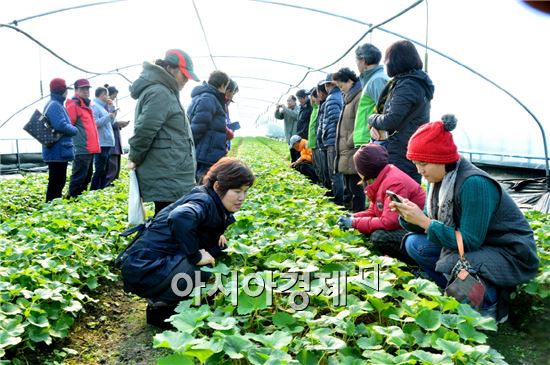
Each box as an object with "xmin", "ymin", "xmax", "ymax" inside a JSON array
[
  {"xmin": 275, "ymin": 105, "xmax": 300, "ymax": 143},
  {"xmin": 91, "ymin": 98, "xmax": 115, "ymax": 147}
]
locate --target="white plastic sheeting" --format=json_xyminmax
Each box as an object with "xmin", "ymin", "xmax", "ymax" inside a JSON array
[{"xmin": 0, "ymin": 0, "xmax": 549, "ymax": 169}]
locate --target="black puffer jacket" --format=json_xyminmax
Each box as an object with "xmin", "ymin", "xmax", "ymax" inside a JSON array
[
  {"xmin": 188, "ymin": 83, "xmax": 228, "ymax": 166},
  {"xmin": 296, "ymin": 99, "xmax": 312, "ymax": 138},
  {"xmin": 368, "ymin": 69, "xmax": 434, "ymax": 182},
  {"xmin": 121, "ymin": 186, "xmax": 234, "ymax": 296}
]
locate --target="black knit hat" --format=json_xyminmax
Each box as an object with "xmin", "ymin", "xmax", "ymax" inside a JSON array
[{"xmin": 353, "ymin": 143, "xmax": 389, "ymax": 180}]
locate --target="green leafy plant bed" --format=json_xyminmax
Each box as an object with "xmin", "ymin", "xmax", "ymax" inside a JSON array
[
  {"xmin": 0, "ymin": 137, "xmax": 548, "ymax": 364},
  {"xmin": 0, "ymin": 173, "xmax": 49, "ymax": 222},
  {"xmin": 0, "ymin": 171, "xmax": 132, "ymax": 361},
  {"xmin": 152, "ymin": 138, "xmax": 511, "ymax": 364}
]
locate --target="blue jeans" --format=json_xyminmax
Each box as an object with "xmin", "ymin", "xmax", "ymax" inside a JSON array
[
  {"xmin": 404, "ymin": 234, "xmax": 449, "ymax": 288},
  {"xmin": 91, "ymin": 147, "xmax": 111, "ymax": 190}
]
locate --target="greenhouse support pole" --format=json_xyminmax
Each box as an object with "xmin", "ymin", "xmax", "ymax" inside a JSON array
[{"xmin": 16, "ymin": 139, "xmax": 21, "ymax": 171}]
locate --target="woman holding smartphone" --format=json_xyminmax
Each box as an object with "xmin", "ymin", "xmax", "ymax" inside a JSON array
[{"xmin": 391, "ymin": 115, "xmax": 539, "ymax": 323}]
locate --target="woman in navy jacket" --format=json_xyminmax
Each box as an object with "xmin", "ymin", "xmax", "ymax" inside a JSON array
[
  {"xmin": 120, "ymin": 158, "xmax": 254, "ymax": 326},
  {"xmin": 188, "ymin": 70, "xmax": 230, "ymax": 183},
  {"xmin": 42, "ymin": 78, "xmax": 78, "ymax": 202}
]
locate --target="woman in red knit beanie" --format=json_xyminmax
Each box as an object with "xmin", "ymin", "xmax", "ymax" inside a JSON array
[{"xmin": 390, "ymin": 114, "xmax": 539, "ymax": 323}]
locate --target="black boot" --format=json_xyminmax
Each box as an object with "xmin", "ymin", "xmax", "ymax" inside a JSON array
[{"xmin": 146, "ymin": 300, "xmax": 177, "ymax": 330}]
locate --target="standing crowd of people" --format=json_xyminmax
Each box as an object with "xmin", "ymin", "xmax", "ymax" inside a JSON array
[
  {"xmin": 42, "ymin": 78, "xmax": 129, "ymax": 201},
  {"xmin": 278, "ymin": 40, "xmax": 539, "ymax": 324},
  {"xmin": 40, "ymin": 43, "xmax": 539, "ymax": 327}
]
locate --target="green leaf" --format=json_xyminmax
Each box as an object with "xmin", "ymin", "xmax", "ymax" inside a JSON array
[
  {"xmin": 441, "ymin": 314, "xmax": 462, "ymax": 329},
  {"xmin": 27, "ymin": 325, "xmax": 52, "ymax": 344},
  {"xmin": 415, "ymin": 309, "xmax": 442, "ymax": 331},
  {"xmin": 236, "ymin": 288, "xmax": 268, "ymax": 315},
  {"xmin": 309, "ymin": 329, "xmax": 346, "ymax": 351},
  {"xmin": 456, "ymin": 303, "xmax": 482, "ymax": 321},
  {"xmin": 201, "ymin": 262, "xmax": 231, "ymax": 275},
  {"xmin": 296, "ymin": 349, "xmax": 320, "ymax": 365},
  {"xmin": 223, "ymin": 335, "xmax": 254, "ymax": 359},
  {"xmin": 0, "ymin": 302, "xmax": 21, "ymax": 315},
  {"xmin": 156, "ymin": 354, "xmax": 194, "ymax": 365},
  {"xmin": 153, "ymin": 331, "xmax": 193, "ymax": 351},
  {"xmin": 273, "ymin": 311, "xmax": 296, "ymax": 328},
  {"xmin": 170, "ymin": 305, "xmax": 211, "ymax": 332},
  {"xmin": 410, "ymin": 328, "xmax": 431, "ymax": 348},
  {"xmin": 457, "ymin": 322, "xmax": 487, "ymax": 343},
  {"xmin": 472, "ymin": 315, "xmax": 497, "ymax": 332},
  {"xmin": 63, "ymin": 299, "xmax": 83, "ymax": 313},
  {"xmin": 27, "ymin": 315, "xmax": 49, "ymax": 328},
  {"xmin": 362, "ymin": 350, "xmax": 395, "ymax": 363},
  {"xmin": 86, "ymin": 277, "xmax": 98, "ymax": 289},
  {"xmin": 356, "ymin": 336, "xmax": 382, "ymax": 350},
  {"xmin": 368, "ymin": 296, "xmax": 392, "ymax": 312},
  {"xmin": 1, "ymin": 317, "xmax": 26, "ymax": 337},
  {"xmin": 411, "ymin": 350, "xmax": 452, "ymax": 364},
  {"xmin": 0, "ymin": 329, "xmax": 22, "ymax": 349},
  {"xmin": 184, "ymin": 348, "xmax": 215, "ymax": 363},
  {"xmin": 207, "ymin": 316, "xmax": 237, "ymax": 330},
  {"xmin": 404, "ymin": 278, "xmax": 442, "ymax": 296},
  {"xmin": 248, "ymin": 347, "xmax": 295, "ymax": 365},
  {"xmin": 246, "ymin": 331, "xmax": 292, "ymax": 350},
  {"xmin": 435, "ymin": 338, "xmax": 463, "ymax": 355},
  {"xmin": 320, "ymin": 262, "xmax": 351, "ymax": 273}
]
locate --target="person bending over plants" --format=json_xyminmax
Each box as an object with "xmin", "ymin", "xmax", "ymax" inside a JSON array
[
  {"xmin": 119, "ymin": 157, "xmax": 255, "ymax": 328},
  {"xmin": 289, "ymin": 134, "xmax": 319, "ymax": 184},
  {"xmin": 390, "ymin": 114, "xmax": 539, "ymax": 323},
  {"xmin": 337, "ymin": 143, "xmax": 425, "ymax": 263}
]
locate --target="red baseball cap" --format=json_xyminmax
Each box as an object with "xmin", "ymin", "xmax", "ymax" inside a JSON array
[
  {"xmin": 49, "ymin": 78, "xmax": 73, "ymax": 94},
  {"xmin": 164, "ymin": 49, "xmax": 199, "ymax": 82},
  {"xmin": 74, "ymin": 79, "xmax": 91, "ymax": 89}
]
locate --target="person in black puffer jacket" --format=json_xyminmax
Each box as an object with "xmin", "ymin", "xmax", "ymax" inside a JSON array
[
  {"xmin": 188, "ymin": 70, "xmax": 231, "ymax": 183},
  {"xmin": 368, "ymin": 40, "xmax": 435, "ymax": 184},
  {"xmin": 120, "ymin": 157, "xmax": 255, "ymax": 327}
]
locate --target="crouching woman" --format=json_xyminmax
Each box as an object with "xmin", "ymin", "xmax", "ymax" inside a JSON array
[
  {"xmin": 392, "ymin": 115, "xmax": 539, "ymax": 322},
  {"xmin": 337, "ymin": 143, "xmax": 425, "ymax": 263},
  {"xmin": 120, "ymin": 157, "xmax": 254, "ymax": 326}
]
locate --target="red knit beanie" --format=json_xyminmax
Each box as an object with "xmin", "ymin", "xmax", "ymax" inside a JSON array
[{"xmin": 406, "ymin": 114, "xmax": 460, "ymax": 164}]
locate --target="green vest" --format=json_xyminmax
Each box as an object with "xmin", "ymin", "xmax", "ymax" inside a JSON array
[
  {"xmin": 353, "ymin": 94, "xmax": 375, "ymax": 146},
  {"xmin": 307, "ymin": 104, "xmax": 319, "ymax": 149}
]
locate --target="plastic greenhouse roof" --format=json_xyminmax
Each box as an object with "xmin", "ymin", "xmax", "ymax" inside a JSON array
[{"xmin": 0, "ymin": 0, "xmax": 549, "ymax": 169}]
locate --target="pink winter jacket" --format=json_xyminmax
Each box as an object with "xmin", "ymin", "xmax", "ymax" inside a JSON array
[{"xmin": 352, "ymin": 164, "xmax": 426, "ymax": 234}]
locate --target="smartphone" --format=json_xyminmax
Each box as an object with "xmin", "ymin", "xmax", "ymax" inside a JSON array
[{"xmin": 386, "ymin": 190, "xmax": 403, "ymax": 203}]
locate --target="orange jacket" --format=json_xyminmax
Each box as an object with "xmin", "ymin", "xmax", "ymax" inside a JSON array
[{"xmin": 296, "ymin": 139, "xmax": 313, "ymax": 163}]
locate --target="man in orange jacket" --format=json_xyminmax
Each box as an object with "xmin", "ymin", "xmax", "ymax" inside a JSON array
[{"xmin": 289, "ymin": 135, "xmax": 318, "ymax": 183}]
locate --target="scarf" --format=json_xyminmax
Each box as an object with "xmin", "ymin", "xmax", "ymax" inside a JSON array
[{"xmin": 426, "ymin": 159, "xmax": 460, "ymax": 227}]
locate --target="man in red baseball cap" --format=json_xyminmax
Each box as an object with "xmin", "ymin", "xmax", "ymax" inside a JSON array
[
  {"xmin": 164, "ymin": 49, "xmax": 199, "ymax": 82},
  {"xmin": 66, "ymin": 78, "xmax": 100, "ymax": 198},
  {"xmin": 127, "ymin": 49, "xmax": 199, "ymax": 218}
]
